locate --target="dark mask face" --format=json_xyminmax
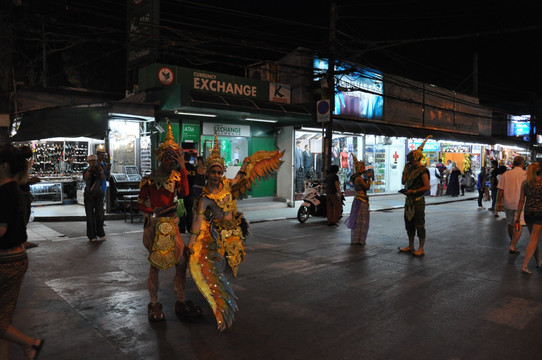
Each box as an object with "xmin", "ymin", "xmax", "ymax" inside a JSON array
[{"xmin": 162, "ymin": 148, "xmax": 180, "ymax": 162}]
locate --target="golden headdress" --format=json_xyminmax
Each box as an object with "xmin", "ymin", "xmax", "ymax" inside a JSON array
[
  {"xmin": 407, "ymin": 135, "xmax": 432, "ymax": 163},
  {"xmin": 205, "ymin": 133, "xmax": 225, "ymax": 170},
  {"xmin": 352, "ymin": 154, "xmax": 364, "ymax": 174},
  {"xmin": 155, "ymin": 119, "xmax": 181, "ymax": 160}
]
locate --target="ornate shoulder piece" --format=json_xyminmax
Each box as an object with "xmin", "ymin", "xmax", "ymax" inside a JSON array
[
  {"xmin": 139, "ymin": 176, "xmax": 151, "ymax": 189},
  {"xmin": 231, "ymin": 149, "xmax": 285, "ymax": 200}
]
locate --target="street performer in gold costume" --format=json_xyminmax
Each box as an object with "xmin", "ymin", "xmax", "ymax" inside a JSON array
[
  {"xmin": 398, "ymin": 136, "xmax": 431, "ymax": 257},
  {"xmin": 188, "ymin": 134, "xmax": 284, "ymax": 331},
  {"xmin": 137, "ymin": 122, "xmax": 201, "ymax": 322}
]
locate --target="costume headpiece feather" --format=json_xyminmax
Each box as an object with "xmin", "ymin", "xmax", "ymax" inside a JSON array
[
  {"xmin": 407, "ymin": 135, "xmax": 432, "ymax": 163},
  {"xmin": 352, "ymin": 154, "xmax": 364, "ymax": 174}
]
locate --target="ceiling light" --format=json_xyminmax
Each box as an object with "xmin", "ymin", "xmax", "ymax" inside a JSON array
[
  {"xmin": 174, "ymin": 111, "xmax": 217, "ymax": 117},
  {"xmin": 301, "ymin": 127, "xmax": 324, "ymax": 132},
  {"xmin": 243, "ymin": 117, "xmax": 277, "ymax": 123}
]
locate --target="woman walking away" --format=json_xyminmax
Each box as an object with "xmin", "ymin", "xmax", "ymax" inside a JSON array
[
  {"xmin": 0, "ymin": 144, "xmax": 44, "ymax": 360},
  {"xmin": 476, "ymin": 167, "xmax": 488, "ymax": 209},
  {"xmin": 515, "ymin": 162, "xmax": 542, "ymax": 274},
  {"xmin": 345, "ymin": 157, "xmax": 371, "ymax": 245}
]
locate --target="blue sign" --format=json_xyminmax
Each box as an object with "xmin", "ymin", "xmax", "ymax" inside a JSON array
[
  {"xmin": 508, "ymin": 121, "xmax": 530, "ymax": 136},
  {"xmin": 408, "ymin": 140, "xmax": 440, "ymax": 152}
]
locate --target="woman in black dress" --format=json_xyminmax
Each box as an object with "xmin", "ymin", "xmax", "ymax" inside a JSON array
[{"xmin": 446, "ymin": 161, "xmax": 461, "ymax": 197}]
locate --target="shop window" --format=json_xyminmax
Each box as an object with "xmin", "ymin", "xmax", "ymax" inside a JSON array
[
  {"xmin": 109, "ymin": 121, "xmax": 139, "ymax": 174},
  {"xmin": 200, "ymin": 135, "xmax": 248, "ymax": 168}
]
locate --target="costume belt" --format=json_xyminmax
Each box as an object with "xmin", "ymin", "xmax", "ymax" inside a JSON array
[
  {"xmin": 212, "ymin": 216, "xmax": 245, "ymax": 277},
  {"xmin": 355, "ymin": 193, "xmax": 369, "ymax": 204},
  {"xmin": 406, "ymin": 195, "xmax": 425, "ymax": 201},
  {"xmin": 148, "ymin": 217, "xmax": 177, "ymax": 270}
]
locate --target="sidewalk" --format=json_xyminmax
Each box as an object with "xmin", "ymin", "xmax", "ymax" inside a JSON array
[{"xmin": 33, "ymin": 191, "xmax": 479, "ymax": 223}]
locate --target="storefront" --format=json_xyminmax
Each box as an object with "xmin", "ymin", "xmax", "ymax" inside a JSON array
[
  {"xmin": 293, "ymin": 128, "xmax": 407, "ymax": 195},
  {"xmin": 9, "ymin": 104, "xmax": 155, "ymax": 209},
  {"xmin": 140, "ymin": 63, "xmax": 313, "ymax": 200}
]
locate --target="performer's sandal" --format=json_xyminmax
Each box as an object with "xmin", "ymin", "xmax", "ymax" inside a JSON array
[
  {"xmin": 25, "ymin": 339, "xmax": 45, "ymax": 360},
  {"xmin": 175, "ymin": 300, "xmax": 203, "ymax": 321},
  {"xmin": 398, "ymin": 246, "xmax": 413, "ymax": 254},
  {"xmin": 148, "ymin": 302, "xmax": 165, "ymax": 322},
  {"xmin": 412, "ymin": 250, "xmax": 425, "ymax": 257}
]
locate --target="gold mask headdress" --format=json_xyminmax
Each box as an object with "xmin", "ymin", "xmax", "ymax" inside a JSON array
[
  {"xmin": 205, "ymin": 133, "xmax": 225, "ymax": 170},
  {"xmin": 352, "ymin": 154, "xmax": 364, "ymax": 174},
  {"xmin": 407, "ymin": 135, "xmax": 432, "ymax": 163},
  {"xmin": 155, "ymin": 119, "xmax": 182, "ymax": 160}
]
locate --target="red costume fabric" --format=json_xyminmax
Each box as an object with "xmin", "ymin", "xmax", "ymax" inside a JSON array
[{"xmin": 137, "ymin": 168, "xmax": 189, "ymax": 214}]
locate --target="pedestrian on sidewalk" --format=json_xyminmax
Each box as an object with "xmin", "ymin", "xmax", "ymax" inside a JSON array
[
  {"xmin": 344, "ymin": 157, "xmax": 371, "ymax": 245},
  {"xmin": 178, "ymin": 151, "xmax": 195, "ymax": 234},
  {"xmin": 497, "ymin": 156, "xmax": 526, "ymax": 250},
  {"xmin": 0, "ymin": 143, "xmax": 44, "ymax": 360},
  {"xmin": 427, "ymin": 162, "xmax": 440, "ymax": 197},
  {"xmin": 136, "ymin": 122, "xmax": 199, "ymax": 322},
  {"xmin": 399, "ymin": 136, "xmax": 431, "ymax": 256},
  {"xmin": 488, "ymin": 160, "xmax": 499, "ymax": 211},
  {"xmin": 16, "ymin": 145, "xmax": 40, "ymax": 249},
  {"xmin": 83, "ymin": 154, "xmax": 106, "ymax": 242},
  {"xmin": 460, "ymin": 174, "xmax": 466, "ymax": 195},
  {"xmin": 445, "ymin": 162, "xmax": 461, "ymax": 197},
  {"xmin": 476, "ymin": 167, "xmax": 488, "ymax": 208},
  {"xmin": 326, "ymin": 165, "xmax": 343, "ymax": 227},
  {"xmin": 514, "ymin": 162, "xmax": 542, "ymax": 274}
]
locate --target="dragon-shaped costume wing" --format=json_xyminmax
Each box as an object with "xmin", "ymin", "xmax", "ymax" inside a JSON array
[
  {"xmin": 231, "ymin": 149, "xmax": 285, "ymax": 200},
  {"xmin": 189, "ymin": 221, "xmax": 239, "ymax": 331}
]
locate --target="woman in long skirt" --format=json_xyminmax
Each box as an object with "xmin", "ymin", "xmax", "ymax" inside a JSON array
[{"xmin": 345, "ymin": 157, "xmax": 371, "ymax": 245}]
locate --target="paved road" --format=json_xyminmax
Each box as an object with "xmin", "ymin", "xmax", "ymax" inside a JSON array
[{"xmin": 11, "ymin": 199, "xmax": 542, "ymax": 360}]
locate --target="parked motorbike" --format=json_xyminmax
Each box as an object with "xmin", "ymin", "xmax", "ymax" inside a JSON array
[{"xmin": 297, "ymin": 180, "xmax": 327, "ymax": 223}]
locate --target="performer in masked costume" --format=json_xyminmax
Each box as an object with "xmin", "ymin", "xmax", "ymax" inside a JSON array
[
  {"xmin": 188, "ymin": 135, "xmax": 284, "ymax": 331},
  {"xmin": 344, "ymin": 156, "xmax": 372, "ymax": 245},
  {"xmin": 398, "ymin": 136, "xmax": 431, "ymax": 257},
  {"xmin": 137, "ymin": 122, "xmax": 201, "ymax": 322}
]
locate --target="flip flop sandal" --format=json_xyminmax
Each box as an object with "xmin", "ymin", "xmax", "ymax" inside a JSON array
[{"xmin": 398, "ymin": 246, "xmax": 413, "ymax": 253}]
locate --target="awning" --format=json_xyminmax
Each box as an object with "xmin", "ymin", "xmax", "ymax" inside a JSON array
[
  {"xmin": 10, "ymin": 106, "xmax": 108, "ymax": 142},
  {"xmin": 332, "ymin": 119, "xmax": 527, "ymax": 147}
]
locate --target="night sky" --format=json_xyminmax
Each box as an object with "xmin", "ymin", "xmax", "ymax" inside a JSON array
[{"xmin": 7, "ymin": 0, "xmax": 542, "ymax": 110}]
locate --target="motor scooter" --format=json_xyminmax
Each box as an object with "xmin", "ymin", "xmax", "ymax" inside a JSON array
[{"xmin": 297, "ymin": 180, "xmax": 327, "ymax": 223}]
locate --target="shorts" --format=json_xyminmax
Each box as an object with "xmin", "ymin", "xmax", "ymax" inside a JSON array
[
  {"xmin": 524, "ymin": 211, "xmax": 542, "ymax": 226},
  {"xmin": 505, "ymin": 208, "xmax": 525, "ymax": 226}
]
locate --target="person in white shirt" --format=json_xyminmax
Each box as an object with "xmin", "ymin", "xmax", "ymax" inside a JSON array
[
  {"xmin": 497, "ymin": 156, "xmax": 526, "ymax": 249},
  {"xmin": 427, "ymin": 162, "xmax": 440, "ymax": 196}
]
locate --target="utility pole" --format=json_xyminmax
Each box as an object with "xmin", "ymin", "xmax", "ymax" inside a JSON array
[
  {"xmin": 472, "ymin": 51, "xmax": 478, "ymax": 98},
  {"xmin": 323, "ymin": 1, "xmax": 336, "ymax": 174},
  {"xmin": 41, "ymin": 16, "xmax": 47, "ymax": 87}
]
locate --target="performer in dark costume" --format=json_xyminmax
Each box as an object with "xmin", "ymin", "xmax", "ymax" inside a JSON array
[{"xmin": 398, "ymin": 136, "xmax": 431, "ymax": 257}]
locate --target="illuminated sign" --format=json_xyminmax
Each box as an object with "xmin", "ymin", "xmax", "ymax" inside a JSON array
[
  {"xmin": 408, "ymin": 140, "xmax": 440, "ymax": 152},
  {"xmin": 508, "ymin": 115, "xmax": 531, "ymax": 136},
  {"xmin": 314, "ymin": 58, "xmax": 383, "ymax": 120}
]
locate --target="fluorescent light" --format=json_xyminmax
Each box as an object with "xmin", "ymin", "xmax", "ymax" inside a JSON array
[
  {"xmin": 301, "ymin": 127, "xmax": 324, "ymax": 132},
  {"xmin": 243, "ymin": 117, "xmax": 277, "ymax": 123},
  {"xmin": 174, "ymin": 111, "xmax": 217, "ymax": 117}
]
